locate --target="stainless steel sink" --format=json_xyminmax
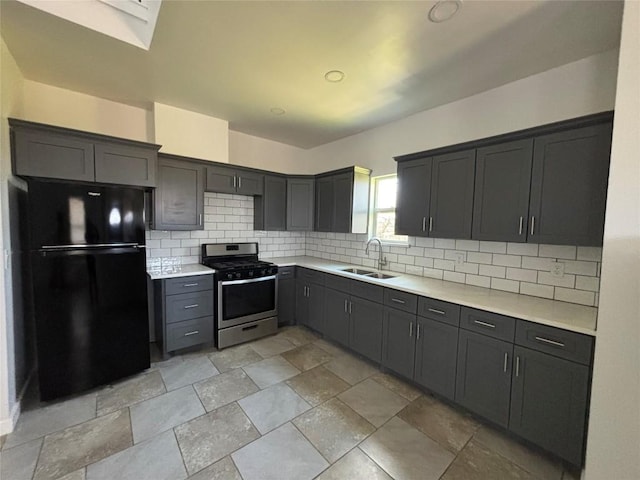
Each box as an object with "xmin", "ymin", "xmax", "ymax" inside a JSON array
[{"xmin": 340, "ymin": 267, "xmax": 396, "ymax": 280}]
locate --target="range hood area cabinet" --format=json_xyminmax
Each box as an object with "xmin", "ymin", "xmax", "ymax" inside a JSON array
[
  {"xmin": 395, "ymin": 111, "xmax": 613, "ymax": 246},
  {"xmin": 10, "ymin": 119, "xmax": 160, "ymax": 188},
  {"xmin": 205, "ymin": 164, "xmax": 264, "ymax": 196},
  {"xmin": 315, "ymin": 166, "xmax": 371, "ymax": 234}
]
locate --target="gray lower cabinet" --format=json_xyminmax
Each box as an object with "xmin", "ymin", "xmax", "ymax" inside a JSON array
[
  {"xmin": 287, "ymin": 177, "xmax": 315, "ymax": 231},
  {"xmin": 295, "ymin": 273, "xmax": 325, "ymax": 333},
  {"xmin": 349, "ymin": 296, "xmax": 383, "ymax": 362},
  {"xmin": 153, "ymin": 155, "xmax": 204, "ymax": 230},
  {"xmin": 277, "ymin": 267, "xmax": 295, "ymax": 326},
  {"xmin": 324, "ymin": 288, "xmax": 350, "ymax": 346},
  {"xmin": 381, "ymin": 307, "xmax": 417, "ymax": 379},
  {"xmin": 206, "ymin": 165, "xmax": 264, "ymax": 196},
  {"xmin": 152, "ymin": 274, "xmax": 214, "ymax": 358},
  {"xmin": 455, "ymin": 329, "xmax": 514, "ymax": 428},
  {"xmin": 254, "ymin": 175, "xmax": 286, "ymax": 231}
]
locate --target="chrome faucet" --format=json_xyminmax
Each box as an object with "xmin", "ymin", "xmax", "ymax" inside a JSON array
[{"xmin": 365, "ymin": 237, "xmax": 388, "ymax": 271}]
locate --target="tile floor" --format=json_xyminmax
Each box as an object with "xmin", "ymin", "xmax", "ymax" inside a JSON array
[{"xmin": 0, "ymin": 326, "xmax": 582, "ymax": 480}]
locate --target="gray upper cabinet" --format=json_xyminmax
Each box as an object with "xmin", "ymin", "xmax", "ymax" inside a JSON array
[
  {"xmin": 153, "ymin": 156, "xmax": 204, "ymax": 230},
  {"xmin": 528, "ymin": 123, "xmax": 613, "ymax": 246},
  {"xmin": 254, "ymin": 175, "xmax": 286, "ymax": 231},
  {"xmin": 286, "ymin": 177, "xmax": 315, "ymax": 231},
  {"xmin": 10, "ymin": 119, "xmax": 159, "ymax": 187},
  {"xmin": 395, "ymin": 157, "xmax": 431, "ymax": 237},
  {"xmin": 205, "ymin": 164, "xmax": 264, "ymax": 196},
  {"xmin": 315, "ymin": 167, "xmax": 371, "ymax": 233},
  {"xmin": 472, "ymin": 139, "xmax": 533, "ymax": 242},
  {"xmin": 429, "ymin": 149, "xmax": 476, "ymax": 239}
]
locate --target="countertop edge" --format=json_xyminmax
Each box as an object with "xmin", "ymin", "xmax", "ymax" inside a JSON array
[{"xmin": 146, "ymin": 264, "xmax": 215, "ymax": 280}]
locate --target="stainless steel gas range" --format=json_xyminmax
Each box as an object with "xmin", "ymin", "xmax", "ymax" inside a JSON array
[{"xmin": 201, "ymin": 242, "xmax": 278, "ymax": 348}]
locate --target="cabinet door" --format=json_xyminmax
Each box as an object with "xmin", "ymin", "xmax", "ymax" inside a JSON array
[
  {"xmin": 287, "ymin": 177, "xmax": 315, "ymax": 231},
  {"xmin": 429, "ymin": 149, "xmax": 476, "ymax": 239},
  {"xmin": 277, "ymin": 277, "xmax": 296, "ymax": 327},
  {"xmin": 295, "ymin": 280, "xmax": 309, "ymax": 326},
  {"xmin": 237, "ymin": 171, "xmax": 264, "ymax": 196},
  {"xmin": 510, "ymin": 346, "xmax": 590, "ymax": 466},
  {"xmin": 324, "ymin": 288, "xmax": 350, "ymax": 346},
  {"xmin": 529, "ymin": 123, "xmax": 612, "ymax": 246},
  {"xmin": 260, "ymin": 175, "xmax": 286, "ymax": 231},
  {"xmin": 350, "ymin": 297, "xmax": 383, "ymax": 362},
  {"xmin": 14, "ymin": 130, "xmax": 95, "ymax": 181},
  {"xmin": 333, "ymin": 172, "xmax": 353, "ymax": 233},
  {"xmin": 308, "ymin": 284, "xmax": 326, "ymax": 335},
  {"xmin": 395, "ymin": 157, "xmax": 431, "ymax": 236},
  {"xmin": 382, "ymin": 307, "xmax": 417, "ymax": 379},
  {"xmin": 414, "ymin": 317, "xmax": 459, "ymax": 401},
  {"xmin": 455, "ymin": 330, "xmax": 513, "ymax": 427},
  {"xmin": 94, "ymin": 143, "xmax": 157, "ymax": 188},
  {"xmin": 472, "ymin": 139, "xmax": 533, "ymax": 242},
  {"xmin": 315, "ymin": 176, "xmax": 334, "ymax": 232},
  {"xmin": 154, "ymin": 158, "xmax": 204, "ymax": 230},
  {"xmin": 205, "ymin": 165, "xmax": 237, "ymax": 194}
]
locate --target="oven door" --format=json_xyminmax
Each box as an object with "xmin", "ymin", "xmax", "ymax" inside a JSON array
[{"xmin": 217, "ymin": 275, "xmax": 278, "ymax": 328}]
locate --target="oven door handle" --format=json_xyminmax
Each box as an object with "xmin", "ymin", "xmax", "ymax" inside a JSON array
[{"xmin": 219, "ymin": 275, "xmax": 277, "ymax": 286}]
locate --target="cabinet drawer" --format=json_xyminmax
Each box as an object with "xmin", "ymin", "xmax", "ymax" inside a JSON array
[
  {"xmin": 351, "ymin": 280, "xmax": 384, "ymax": 303},
  {"xmin": 296, "ymin": 267, "xmax": 325, "ymax": 285},
  {"xmin": 515, "ymin": 320, "xmax": 594, "ymax": 366},
  {"xmin": 383, "ymin": 289, "xmax": 417, "ymax": 314},
  {"xmin": 278, "ymin": 266, "xmax": 295, "ymax": 279},
  {"xmin": 326, "ymin": 275, "xmax": 351, "ymax": 293},
  {"xmin": 166, "ymin": 316, "xmax": 213, "ymax": 352},
  {"xmin": 460, "ymin": 307, "xmax": 515, "ymax": 342},
  {"xmin": 417, "ymin": 297, "xmax": 461, "ymax": 327},
  {"xmin": 166, "ymin": 291, "xmax": 213, "ymax": 324},
  {"xmin": 165, "ymin": 275, "xmax": 213, "ymax": 295}
]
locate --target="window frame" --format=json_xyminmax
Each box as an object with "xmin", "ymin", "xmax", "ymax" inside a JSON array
[{"xmin": 369, "ymin": 174, "xmax": 409, "ymax": 245}]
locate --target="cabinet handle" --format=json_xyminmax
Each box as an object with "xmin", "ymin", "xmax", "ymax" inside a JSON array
[
  {"xmin": 474, "ymin": 319, "xmax": 496, "ymax": 329},
  {"xmin": 530, "ymin": 216, "xmax": 535, "ymax": 236},
  {"xmin": 422, "ymin": 217, "xmax": 426, "ymax": 232},
  {"xmin": 233, "ymin": 176, "xmax": 237, "ymax": 188},
  {"xmin": 184, "ymin": 330, "xmax": 200, "ymax": 336},
  {"xmin": 427, "ymin": 308, "xmax": 445, "ymax": 315},
  {"xmin": 429, "ymin": 217, "xmax": 433, "ymax": 232},
  {"xmin": 409, "ymin": 322, "xmax": 413, "ymax": 337},
  {"xmin": 305, "ymin": 286, "xmax": 309, "ymax": 297},
  {"xmin": 349, "ymin": 302, "xmax": 352, "ymax": 314},
  {"xmin": 344, "ymin": 299, "xmax": 348, "ymax": 313},
  {"xmin": 183, "ymin": 304, "xmax": 199, "ymax": 309},
  {"xmin": 238, "ymin": 176, "xmax": 242, "ymax": 189},
  {"xmin": 515, "ymin": 356, "xmax": 520, "ymax": 377},
  {"xmin": 183, "ymin": 283, "xmax": 199, "ymax": 287},
  {"xmin": 503, "ymin": 352, "xmax": 508, "ymax": 373},
  {"xmin": 416, "ymin": 323, "xmax": 421, "ymax": 340},
  {"xmin": 518, "ymin": 216, "xmax": 524, "ymax": 235},
  {"xmin": 199, "ymin": 213, "xmax": 203, "ymax": 225},
  {"xmin": 391, "ymin": 298, "xmax": 406, "ymax": 304},
  {"xmin": 534, "ymin": 336, "xmax": 565, "ymax": 348}
]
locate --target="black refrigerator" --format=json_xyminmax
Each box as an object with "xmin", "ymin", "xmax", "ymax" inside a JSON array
[{"xmin": 27, "ymin": 180, "xmax": 150, "ymax": 401}]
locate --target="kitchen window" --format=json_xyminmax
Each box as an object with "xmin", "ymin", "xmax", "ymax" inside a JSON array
[{"xmin": 370, "ymin": 174, "xmax": 408, "ymax": 243}]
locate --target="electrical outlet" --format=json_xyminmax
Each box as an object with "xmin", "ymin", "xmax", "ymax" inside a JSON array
[
  {"xmin": 550, "ymin": 261, "xmax": 565, "ymax": 278},
  {"xmin": 453, "ymin": 252, "xmax": 465, "ymax": 266}
]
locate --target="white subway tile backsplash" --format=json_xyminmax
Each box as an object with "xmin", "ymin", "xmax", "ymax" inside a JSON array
[
  {"xmin": 492, "ymin": 254, "xmax": 522, "ymax": 268},
  {"xmin": 444, "ymin": 271, "xmax": 466, "ymax": 284},
  {"xmin": 415, "ymin": 257, "xmax": 434, "ymax": 268},
  {"xmin": 170, "ymin": 231, "xmax": 191, "ymax": 239},
  {"xmin": 577, "ymin": 246, "xmax": 603, "ymax": 262},
  {"xmin": 491, "ymin": 278, "xmax": 520, "ymax": 293},
  {"xmin": 538, "ymin": 244, "xmax": 577, "ymax": 260},
  {"xmin": 521, "ymin": 256, "xmax": 554, "ymax": 271},
  {"xmin": 466, "ymin": 252, "xmax": 493, "ymax": 264},
  {"xmin": 537, "ymin": 272, "xmax": 576, "ymax": 288},
  {"xmin": 563, "ymin": 260, "xmax": 598, "ymax": 276},
  {"xmin": 160, "ymin": 239, "xmax": 181, "ymax": 248},
  {"xmin": 415, "ymin": 237, "xmax": 435, "ymax": 248},
  {"xmin": 434, "ymin": 238, "xmax": 456, "ymax": 249},
  {"xmin": 405, "ymin": 265, "xmax": 424, "ymax": 276},
  {"xmin": 455, "ymin": 239, "xmax": 480, "ymax": 251},
  {"xmin": 398, "ymin": 254, "xmax": 415, "ymax": 265},
  {"xmin": 455, "ymin": 262, "xmax": 479, "ymax": 275},
  {"xmin": 479, "ymin": 265, "xmax": 506, "ymax": 278},
  {"xmin": 506, "ymin": 268, "xmax": 538, "ymax": 283},
  {"xmin": 424, "ymin": 248, "xmax": 445, "ymax": 259},
  {"xmin": 479, "ymin": 241, "xmax": 507, "ymax": 254},
  {"xmin": 520, "ymin": 282, "xmax": 554, "ymax": 299},
  {"xmin": 554, "ymin": 287, "xmax": 595, "ymax": 306},
  {"xmin": 506, "ymin": 242, "xmax": 539, "ymax": 256},
  {"xmin": 466, "ymin": 275, "xmax": 491, "ymax": 288},
  {"xmin": 423, "ymin": 268, "xmax": 444, "ymax": 280},
  {"xmin": 434, "ymin": 259, "xmax": 455, "ymax": 271},
  {"xmin": 575, "ymin": 276, "xmax": 600, "ymax": 292}
]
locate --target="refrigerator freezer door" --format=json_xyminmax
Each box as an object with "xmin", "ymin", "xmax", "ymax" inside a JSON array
[{"xmin": 32, "ymin": 247, "xmax": 149, "ymax": 400}]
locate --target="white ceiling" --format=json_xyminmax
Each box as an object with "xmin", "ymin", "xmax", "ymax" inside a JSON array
[{"xmin": 0, "ymin": 1, "xmax": 623, "ymax": 148}]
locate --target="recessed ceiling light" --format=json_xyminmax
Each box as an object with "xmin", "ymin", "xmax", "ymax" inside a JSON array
[
  {"xmin": 325, "ymin": 70, "xmax": 345, "ymax": 83},
  {"xmin": 270, "ymin": 107, "xmax": 286, "ymax": 115},
  {"xmin": 428, "ymin": 0, "xmax": 462, "ymax": 23}
]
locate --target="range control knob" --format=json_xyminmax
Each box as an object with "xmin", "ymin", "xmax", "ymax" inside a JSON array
[
  {"xmin": 260, "ymin": 269, "xmax": 266, "ymax": 276},
  {"xmin": 248, "ymin": 270, "xmax": 254, "ymax": 277},
  {"xmin": 235, "ymin": 272, "xmax": 241, "ymax": 279},
  {"xmin": 226, "ymin": 273, "xmax": 233, "ymax": 280}
]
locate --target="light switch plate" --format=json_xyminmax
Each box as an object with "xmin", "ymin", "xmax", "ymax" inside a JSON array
[{"xmin": 550, "ymin": 261, "xmax": 565, "ymax": 278}]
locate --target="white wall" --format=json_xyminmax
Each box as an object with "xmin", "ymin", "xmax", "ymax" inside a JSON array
[
  {"xmin": 584, "ymin": 1, "xmax": 640, "ymax": 478},
  {"xmin": 303, "ymin": 49, "xmax": 619, "ymax": 176},
  {"xmin": 153, "ymin": 102, "xmax": 229, "ymax": 162},
  {"xmin": 229, "ymin": 130, "xmax": 307, "ymax": 174},
  {"xmin": 0, "ymin": 38, "xmax": 25, "ymax": 434},
  {"xmin": 22, "ymin": 80, "xmax": 151, "ymax": 142}
]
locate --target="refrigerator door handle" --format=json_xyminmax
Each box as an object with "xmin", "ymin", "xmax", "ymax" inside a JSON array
[{"xmin": 41, "ymin": 243, "xmax": 141, "ymax": 250}]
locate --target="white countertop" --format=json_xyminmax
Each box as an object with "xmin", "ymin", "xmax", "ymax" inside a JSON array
[
  {"xmin": 146, "ymin": 263, "xmax": 215, "ymax": 280},
  {"xmin": 268, "ymin": 256, "xmax": 597, "ymax": 336}
]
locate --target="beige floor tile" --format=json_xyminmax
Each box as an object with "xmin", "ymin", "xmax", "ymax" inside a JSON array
[
  {"xmin": 187, "ymin": 456, "xmax": 242, "ymax": 480},
  {"xmin": 238, "ymin": 383, "xmax": 311, "ymax": 434},
  {"xmin": 0, "ymin": 437, "xmax": 42, "ymax": 480},
  {"xmin": 194, "ymin": 369, "xmax": 259, "ymax": 412},
  {"xmin": 293, "ymin": 398, "xmax": 375, "ymax": 463},
  {"xmin": 286, "ymin": 366, "xmax": 350, "ymax": 406},
  {"xmin": 398, "ymin": 395, "xmax": 479, "ymax": 453},
  {"xmin": 278, "ymin": 326, "xmax": 320, "ymax": 347},
  {"xmin": 58, "ymin": 468, "xmax": 86, "ymax": 480},
  {"xmin": 360, "ymin": 417, "xmax": 455, "ymax": 480},
  {"xmin": 33, "ymin": 409, "xmax": 132, "ymax": 480},
  {"xmin": 371, "ymin": 372, "xmax": 422, "ymax": 401},
  {"xmin": 316, "ymin": 448, "xmax": 392, "ymax": 480},
  {"xmin": 208, "ymin": 344, "xmax": 263, "ymax": 373},
  {"xmin": 159, "ymin": 355, "xmax": 219, "ymax": 391},
  {"xmin": 338, "ymin": 378, "xmax": 409, "ymax": 427},
  {"xmin": 473, "ymin": 426, "xmax": 564, "ymax": 480},
  {"xmin": 249, "ymin": 335, "xmax": 297, "ymax": 358},
  {"xmin": 441, "ymin": 440, "xmax": 536, "ymax": 480},
  {"xmin": 242, "ymin": 356, "xmax": 300, "ymax": 389},
  {"xmin": 324, "ymin": 354, "xmax": 377, "ymax": 385},
  {"xmin": 313, "ymin": 338, "xmax": 349, "ymax": 358},
  {"xmin": 281, "ymin": 343, "xmax": 334, "ymax": 371},
  {"xmin": 96, "ymin": 370, "xmax": 166, "ymax": 416},
  {"xmin": 175, "ymin": 402, "xmax": 259, "ymax": 475}
]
